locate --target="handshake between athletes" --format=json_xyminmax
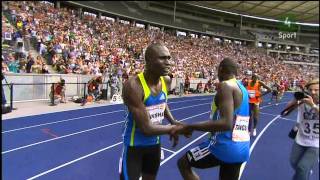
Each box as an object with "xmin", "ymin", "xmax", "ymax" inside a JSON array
[
  {"xmin": 169, "ymin": 121, "xmax": 193, "ymax": 148},
  {"xmin": 120, "ymin": 44, "xmax": 250, "ymax": 180}
]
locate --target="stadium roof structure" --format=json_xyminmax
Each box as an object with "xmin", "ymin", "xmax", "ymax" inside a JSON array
[{"xmin": 186, "ymin": 1, "xmax": 319, "ymax": 24}]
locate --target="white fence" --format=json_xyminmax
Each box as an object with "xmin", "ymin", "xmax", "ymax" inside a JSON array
[
  {"xmin": 3, "ymin": 73, "xmax": 96, "ymax": 102},
  {"xmin": 2, "ymin": 73, "xmax": 209, "ymax": 102}
]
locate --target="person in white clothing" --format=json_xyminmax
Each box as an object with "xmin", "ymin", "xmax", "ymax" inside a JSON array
[{"xmin": 284, "ymin": 78, "xmax": 319, "ymax": 180}]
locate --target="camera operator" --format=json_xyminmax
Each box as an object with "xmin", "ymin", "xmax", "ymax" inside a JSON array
[
  {"xmin": 283, "ymin": 78, "xmax": 319, "ymax": 180},
  {"xmin": 49, "ymin": 78, "xmax": 66, "ymax": 105},
  {"xmin": 82, "ymin": 76, "xmax": 103, "ymax": 106}
]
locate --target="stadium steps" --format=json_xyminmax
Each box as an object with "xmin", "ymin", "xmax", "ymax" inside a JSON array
[{"xmin": 27, "ymin": 49, "xmax": 56, "ymax": 73}]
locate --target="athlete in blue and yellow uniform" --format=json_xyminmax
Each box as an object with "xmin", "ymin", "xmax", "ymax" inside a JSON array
[
  {"xmin": 176, "ymin": 58, "xmax": 251, "ymax": 180},
  {"xmin": 120, "ymin": 43, "xmax": 184, "ymax": 180}
]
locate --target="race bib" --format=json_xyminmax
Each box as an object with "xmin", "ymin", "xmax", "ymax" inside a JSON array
[
  {"xmin": 232, "ymin": 115, "xmax": 250, "ymax": 142},
  {"xmin": 146, "ymin": 103, "xmax": 166, "ymax": 125},
  {"xmin": 248, "ymin": 90, "xmax": 256, "ymax": 98},
  {"xmin": 111, "ymin": 93, "xmax": 123, "ymax": 104},
  {"xmin": 300, "ymin": 120, "xmax": 319, "ymax": 139}
]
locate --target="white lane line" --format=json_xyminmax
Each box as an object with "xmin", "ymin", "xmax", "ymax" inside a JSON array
[
  {"xmin": 260, "ymin": 112, "xmax": 296, "ymax": 122},
  {"xmin": 22, "ymin": 98, "xmax": 285, "ymax": 178},
  {"xmin": 2, "ymin": 111, "xmax": 210, "ymax": 154},
  {"xmin": 159, "ymin": 100, "xmax": 287, "ymax": 168},
  {"xmin": 2, "ymin": 102, "xmax": 211, "ymax": 134},
  {"xmin": 2, "ymin": 110, "xmax": 124, "ymax": 134},
  {"xmin": 161, "ymin": 147, "xmax": 176, "ymax": 154},
  {"xmin": 280, "ymin": 117, "xmax": 296, "ymax": 122},
  {"xmin": 24, "ymin": 112, "xmax": 210, "ymax": 179},
  {"xmin": 21, "ymin": 100, "xmax": 282, "ymax": 180},
  {"xmin": 26, "ymin": 142, "xmax": 123, "ymax": 180},
  {"xmin": 178, "ymin": 111, "xmax": 210, "ymax": 122},
  {"xmin": 3, "ymin": 97, "xmax": 212, "ymax": 121},
  {"xmin": 160, "ymin": 133, "xmax": 209, "ymax": 166},
  {"xmin": 259, "ymin": 101, "xmax": 288, "ymax": 109},
  {"xmin": 238, "ymin": 115, "xmax": 281, "ymax": 179},
  {"xmin": 260, "ymin": 112, "xmax": 280, "ymax": 117},
  {"xmin": 159, "ymin": 102, "xmax": 288, "ymax": 167},
  {"xmin": 168, "ymin": 98, "xmax": 211, "ymax": 104},
  {"xmin": 170, "ymin": 103, "xmax": 210, "ymax": 111},
  {"xmin": 2, "ymin": 121, "xmax": 124, "ymax": 154}
]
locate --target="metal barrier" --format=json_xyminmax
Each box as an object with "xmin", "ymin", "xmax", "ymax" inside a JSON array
[
  {"xmin": 2, "ymin": 81, "xmax": 110, "ymax": 109},
  {"xmin": 2, "ymin": 73, "xmax": 97, "ymax": 102},
  {"xmin": 2, "ymin": 73, "xmax": 212, "ymax": 110}
]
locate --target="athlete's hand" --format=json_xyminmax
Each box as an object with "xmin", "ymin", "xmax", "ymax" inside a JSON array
[
  {"xmin": 179, "ymin": 124, "xmax": 193, "ymax": 138},
  {"xmin": 174, "ymin": 124, "xmax": 193, "ymax": 137},
  {"xmin": 169, "ymin": 125, "xmax": 180, "ymax": 148},
  {"xmin": 301, "ymin": 94, "xmax": 315, "ymax": 107},
  {"xmin": 172, "ymin": 121, "xmax": 192, "ymax": 138},
  {"xmin": 172, "ymin": 120, "xmax": 183, "ymax": 126}
]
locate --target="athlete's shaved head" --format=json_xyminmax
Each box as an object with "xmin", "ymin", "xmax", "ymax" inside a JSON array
[
  {"xmin": 144, "ymin": 43, "xmax": 171, "ymax": 76},
  {"xmin": 218, "ymin": 57, "xmax": 238, "ymax": 81},
  {"xmin": 145, "ymin": 43, "xmax": 168, "ymax": 63},
  {"xmin": 219, "ymin": 57, "xmax": 238, "ymax": 75}
]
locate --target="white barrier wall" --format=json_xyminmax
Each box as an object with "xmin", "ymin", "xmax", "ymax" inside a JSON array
[
  {"xmin": 171, "ymin": 78, "xmax": 209, "ymax": 91},
  {"xmin": 2, "ymin": 73, "xmax": 210, "ymax": 102},
  {"xmin": 3, "ymin": 73, "xmax": 96, "ymax": 102}
]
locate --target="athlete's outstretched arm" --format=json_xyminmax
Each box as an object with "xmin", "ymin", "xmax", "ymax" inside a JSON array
[
  {"xmin": 162, "ymin": 76, "xmax": 181, "ymax": 125},
  {"xmin": 164, "ymin": 104, "xmax": 181, "ymax": 125},
  {"xmin": 259, "ymin": 81, "xmax": 272, "ymax": 97},
  {"xmin": 122, "ymin": 77, "xmax": 176, "ymax": 136},
  {"xmin": 281, "ymin": 98, "xmax": 304, "ymax": 116},
  {"xmin": 178, "ymin": 82, "xmax": 234, "ymax": 133},
  {"xmin": 284, "ymin": 99, "xmax": 299, "ymax": 109}
]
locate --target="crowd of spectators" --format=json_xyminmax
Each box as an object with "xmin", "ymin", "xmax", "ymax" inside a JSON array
[{"xmin": 1, "ymin": 1, "xmax": 318, "ymax": 91}]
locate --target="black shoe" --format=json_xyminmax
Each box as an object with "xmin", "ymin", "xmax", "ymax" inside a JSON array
[
  {"xmin": 81, "ymin": 99, "xmax": 87, "ymax": 106},
  {"xmin": 2, "ymin": 106, "xmax": 12, "ymax": 114}
]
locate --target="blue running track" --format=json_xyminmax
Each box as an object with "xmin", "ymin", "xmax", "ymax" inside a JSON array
[{"xmin": 2, "ymin": 93, "xmax": 319, "ymax": 180}]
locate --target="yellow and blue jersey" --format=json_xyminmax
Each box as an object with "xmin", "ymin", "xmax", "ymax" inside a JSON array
[
  {"xmin": 208, "ymin": 78, "xmax": 250, "ymax": 163},
  {"xmin": 123, "ymin": 73, "xmax": 168, "ymax": 147}
]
